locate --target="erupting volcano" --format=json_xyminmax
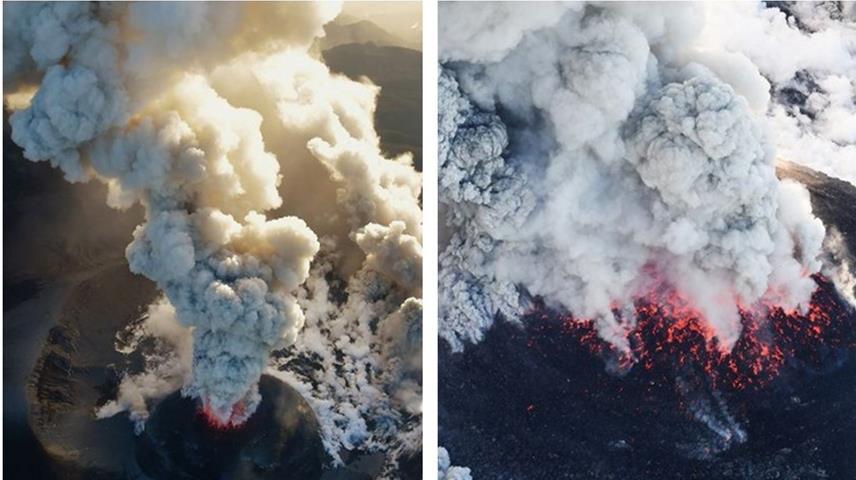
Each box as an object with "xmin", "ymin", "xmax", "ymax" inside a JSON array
[
  {"xmin": 136, "ymin": 375, "xmax": 325, "ymax": 480},
  {"xmin": 4, "ymin": 1, "xmax": 423, "ymax": 478},
  {"xmin": 438, "ymin": 2, "xmax": 856, "ymax": 478}
]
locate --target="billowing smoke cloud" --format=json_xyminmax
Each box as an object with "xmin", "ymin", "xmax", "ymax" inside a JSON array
[
  {"xmin": 5, "ymin": 0, "xmax": 422, "ymax": 464},
  {"xmin": 438, "ymin": 68, "xmax": 535, "ymax": 350},
  {"xmin": 97, "ymin": 298, "xmax": 191, "ymax": 432},
  {"xmin": 438, "ymin": 2, "xmax": 831, "ymax": 357},
  {"xmin": 438, "ymin": 447, "xmax": 473, "ymax": 480},
  {"xmin": 822, "ymin": 226, "xmax": 856, "ymax": 307},
  {"xmin": 697, "ymin": 2, "xmax": 856, "ymax": 186},
  {"xmin": 274, "ymin": 235, "xmax": 423, "ymax": 470}
]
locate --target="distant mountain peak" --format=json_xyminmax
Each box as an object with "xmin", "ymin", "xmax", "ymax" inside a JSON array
[{"xmin": 322, "ymin": 18, "xmax": 419, "ymax": 51}]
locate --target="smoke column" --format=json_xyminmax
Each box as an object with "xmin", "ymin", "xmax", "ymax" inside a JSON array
[
  {"xmin": 4, "ymin": 1, "xmax": 422, "ymax": 463},
  {"xmin": 438, "ymin": 2, "xmax": 839, "ymax": 356}
]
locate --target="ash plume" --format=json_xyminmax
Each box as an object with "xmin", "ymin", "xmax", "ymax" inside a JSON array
[
  {"xmin": 5, "ymin": 1, "xmax": 422, "ymax": 466},
  {"xmin": 438, "ymin": 68, "xmax": 535, "ymax": 350},
  {"xmin": 438, "ymin": 2, "xmax": 832, "ymax": 357}
]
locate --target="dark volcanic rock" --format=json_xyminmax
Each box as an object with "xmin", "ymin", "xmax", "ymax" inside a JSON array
[
  {"xmin": 771, "ymin": 70, "xmax": 823, "ymax": 120},
  {"xmin": 136, "ymin": 375, "xmax": 325, "ymax": 480},
  {"xmin": 440, "ymin": 309, "xmax": 856, "ymax": 479},
  {"xmin": 23, "ymin": 263, "xmax": 160, "ymax": 480},
  {"xmin": 763, "ymin": 2, "xmax": 847, "ymax": 33}
]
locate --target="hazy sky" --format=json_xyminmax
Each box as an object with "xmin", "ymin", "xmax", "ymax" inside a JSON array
[{"xmin": 341, "ymin": 1, "xmax": 421, "ymax": 47}]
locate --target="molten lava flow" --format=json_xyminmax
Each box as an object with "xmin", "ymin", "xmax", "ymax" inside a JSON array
[
  {"xmin": 562, "ymin": 275, "xmax": 852, "ymax": 391},
  {"xmin": 199, "ymin": 400, "xmax": 248, "ymax": 431}
]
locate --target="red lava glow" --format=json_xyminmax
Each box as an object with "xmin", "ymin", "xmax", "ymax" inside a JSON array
[
  {"xmin": 561, "ymin": 274, "xmax": 851, "ymax": 391},
  {"xmin": 198, "ymin": 400, "xmax": 248, "ymax": 431}
]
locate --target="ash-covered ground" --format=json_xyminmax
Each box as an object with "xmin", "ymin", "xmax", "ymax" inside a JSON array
[{"xmin": 439, "ymin": 166, "xmax": 856, "ymax": 479}]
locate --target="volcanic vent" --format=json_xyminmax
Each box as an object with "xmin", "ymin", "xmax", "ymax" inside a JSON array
[
  {"xmin": 135, "ymin": 375, "xmax": 325, "ymax": 480},
  {"xmin": 440, "ymin": 276, "xmax": 856, "ymax": 478},
  {"xmin": 562, "ymin": 274, "xmax": 853, "ymax": 391}
]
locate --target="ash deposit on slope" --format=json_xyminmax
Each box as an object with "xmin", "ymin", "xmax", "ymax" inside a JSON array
[
  {"xmin": 4, "ymin": 2, "xmax": 422, "ymax": 478},
  {"xmin": 439, "ymin": 2, "xmax": 856, "ymax": 477}
]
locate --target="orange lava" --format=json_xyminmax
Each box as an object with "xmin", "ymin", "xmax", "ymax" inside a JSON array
[
  {"xmin": 199, "ymin": 400, "xmax": 248, "ymax": 430},
  {"xmin": 561, "ymin": 274, "xmax": 851, "ymax": 391}
]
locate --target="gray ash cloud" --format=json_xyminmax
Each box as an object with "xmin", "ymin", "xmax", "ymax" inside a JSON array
[{"xmin": 438, "ymin": 3, "xmax": 831, "ymax": 354}]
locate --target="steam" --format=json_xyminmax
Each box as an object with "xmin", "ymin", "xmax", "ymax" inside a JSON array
[
  {"xmin": 438, "ymin": 447, "xmax": 473, "ymax": 480},
  {"xmin": 98, "ymin": 298, "xmax": 191, "ymax": 431},
  {"xmin": 702, "ymin": 3, "xmax": 856, "ymax": 186},
  {"xmin": 675, "ymin": 374, "xmax": 747, "ymax": 459},
  {"xmin": 274, "ymin": 235, "xmax": 423, "ymax": 470},
  {"xmin": 438, "ymin": 3, "xmax": 831, "ymax": 354},
  {"xmin": 823, "ymin": 227, "xmax": 856, "ymax": 307},
  {"xmin": 5, "ymin": 0, "xmax": 422, "ymax": 463}
]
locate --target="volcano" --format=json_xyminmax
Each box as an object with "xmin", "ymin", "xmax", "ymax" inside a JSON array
[
  {"xmin": 135, "ymin": 375, "xmax": 325, "ymax": 480},
  {"xmin": 3, "ymin": 14, "xmax": 424, "ymax": 476}
]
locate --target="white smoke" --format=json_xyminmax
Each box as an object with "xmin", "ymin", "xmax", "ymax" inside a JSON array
[
  {"xmin": 438, "ymin": 3, "xmax": 831, "ymax": 354},
  {"xmin": 96, "ymin": 298, "xmax": 191, "ymax": 433},
  {"xmin": 823, "ymin": 227, "xmax": 856, "ymax": 307},
  {"xmin": 274, "ymin": 238, "xmax": 423, "ymax": 470},
  {"xmin": 695, "ymin": 2, "xmax": 856, "ymax": 186},
  {"xmin": 5, "ymin": 1, "xmax": 422, "ymax": 465},
  {"xmin": 439, "ymin": 2, "xmax": 580, "ymax": 64},
  {"xmin": 438, "ymin": 447, "xmax": 473, "ymax": 480},
  {"xmin": 674, "ymin": 374, "xmax": 747, "ymax": 460},
  {"xmin": 262, "ymin": 222, "xmax": 422, "ymax": 470}
]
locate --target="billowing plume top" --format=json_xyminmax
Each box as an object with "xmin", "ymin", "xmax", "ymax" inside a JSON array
[{"xmin": 439, "ymin": 3, "xmax": 827, "ymax": 354}]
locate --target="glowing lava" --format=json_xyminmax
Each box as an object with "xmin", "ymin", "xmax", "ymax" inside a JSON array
[
  {"xmin": 199, "ymin": 400, "xmax": 248, "ymax": 431},
  {"xmin": 561, "ymin": 275, "xmax": 852, "ymax": 390}
]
